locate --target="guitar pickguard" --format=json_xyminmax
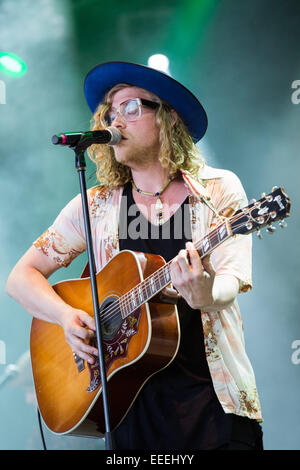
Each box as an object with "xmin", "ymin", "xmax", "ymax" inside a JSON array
[{"xmin": 86, "ymin": 305, "xmax": 142, "ymax": 393}]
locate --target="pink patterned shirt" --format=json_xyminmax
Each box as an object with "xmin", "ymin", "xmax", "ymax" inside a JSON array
[{"xmin": 33, "ymin": 166, "xmax": 262, "ymax": 421}]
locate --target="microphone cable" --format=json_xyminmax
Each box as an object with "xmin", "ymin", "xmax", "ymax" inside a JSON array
[{"xmin": 37, "ymin": 408, "xmax": 47, "ymax": 450}]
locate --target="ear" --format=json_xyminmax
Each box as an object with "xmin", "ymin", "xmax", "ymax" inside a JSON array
[{"xmin": 170, "ymin": 109, "xmax": 178, "ymax": 126}]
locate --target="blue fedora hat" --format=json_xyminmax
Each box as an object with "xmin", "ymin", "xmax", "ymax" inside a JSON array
[{"xmin": 84, "ymin": 61, "xmax": 207, "ymax": 143}]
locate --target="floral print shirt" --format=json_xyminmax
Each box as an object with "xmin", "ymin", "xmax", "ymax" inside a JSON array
[{"xmin": 33, "ymin": 166, "xmax": 262, "ymax": 421}]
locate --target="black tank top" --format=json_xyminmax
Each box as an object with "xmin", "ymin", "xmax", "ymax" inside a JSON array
[{"xmin": 114, "ymin": 183, "xmax": 250, "ymax": 450}]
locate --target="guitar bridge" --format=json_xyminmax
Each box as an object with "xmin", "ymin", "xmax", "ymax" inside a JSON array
[{"xmin": 73, "ymin": 352, "xmax": 85, "ymax": 373}]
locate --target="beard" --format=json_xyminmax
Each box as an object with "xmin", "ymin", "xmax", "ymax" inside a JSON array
[{"xmin": 113, "ymin": 140, "xmax": 160, "ymax": 170}]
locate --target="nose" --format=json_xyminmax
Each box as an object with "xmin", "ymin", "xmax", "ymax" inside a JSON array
[{"xmin": 111, "ymin": 112, "xmax": 126, "ymax": 128}]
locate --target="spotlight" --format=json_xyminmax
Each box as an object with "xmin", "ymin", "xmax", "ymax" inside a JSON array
[
  {"xmin": 0, "ymin": 52, "xmax": 27, "ymax": 77},
  {"xmin": 147, "ymin": 54, "xmax": 170, "ymax": 74}
]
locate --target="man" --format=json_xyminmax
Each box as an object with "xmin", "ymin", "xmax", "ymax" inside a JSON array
[{"xmin": 6, "ymin": 61, "xmax": 263, "ymax": 450}]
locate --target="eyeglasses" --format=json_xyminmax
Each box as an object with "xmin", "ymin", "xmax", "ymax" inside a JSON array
[{"xmin": 105, "ymin": 98, "xmax": 159, "ymax": 125}]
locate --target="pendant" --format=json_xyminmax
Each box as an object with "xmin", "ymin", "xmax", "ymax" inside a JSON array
[
  {"xmin": 155, "ymin": 197, "xmax": 163, "ymax": 211},
  {"xmin": 155, "ymin": 197, "xmax": 164, "ymax": 225}
]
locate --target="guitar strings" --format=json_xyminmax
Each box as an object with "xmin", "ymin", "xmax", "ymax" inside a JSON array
[
  {"xmin": 98, "ymin": 212, "xmax": 249, "ymax": 326},
  {"xmin": 99, "ymin": 214, "xmax": 252, "ymax": 325},
  {"xmin": 99, "ymin": 217, "xmax": 250, "ymax": 328},
  {"xmin": 98, "ymin": 224, "xmax": 221, "ymax": 324},
  {"xmin": 109, "ymin": 196, "xmax": 274, "ymax": 325}
]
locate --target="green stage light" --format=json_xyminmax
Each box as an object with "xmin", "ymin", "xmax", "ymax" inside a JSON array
[{"xmin": 0, "ymin": 52, "xmax": 27, "ymax": 77}]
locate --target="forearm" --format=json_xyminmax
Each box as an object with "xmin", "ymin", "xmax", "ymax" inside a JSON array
[
  {"xmin": 6, "ymin": 264, "xmax": 70, "ymax": 326},
  {"xmin": 6, "ymin": 247, "xmax": 97, "ymax": 363},
  {"xmin": 201, "ymin": 274, "xmax": 239, "ymax": 312}
]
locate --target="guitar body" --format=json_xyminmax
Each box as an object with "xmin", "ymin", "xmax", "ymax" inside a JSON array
[{"xmin": 30, "ymin": 250, "xmax": 180, "ymax": 437}]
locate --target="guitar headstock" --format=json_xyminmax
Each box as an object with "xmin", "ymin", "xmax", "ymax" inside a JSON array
[{"xmin": 230, "ymin": 187, "xmax": 291, "ymax": 238}]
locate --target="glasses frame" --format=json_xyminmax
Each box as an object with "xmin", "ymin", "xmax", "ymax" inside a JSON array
[{"xmin": 106, "ymin": 98, "xmax": 159, "ymax": 125}]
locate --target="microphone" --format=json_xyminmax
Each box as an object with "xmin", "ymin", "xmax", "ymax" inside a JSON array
[{"xmin": 51, "ymin": 126, "xmax": 121, "ymax": 147}]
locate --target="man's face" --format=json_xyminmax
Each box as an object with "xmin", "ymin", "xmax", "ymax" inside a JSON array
[{"xmin": 108, "ymin": 86, "xmax": 161, "ymax": 169}]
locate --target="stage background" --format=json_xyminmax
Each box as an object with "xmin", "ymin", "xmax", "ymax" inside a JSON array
[{"xmin": 0, "ymin": 0, "xmax": 299, "ymax": 450}]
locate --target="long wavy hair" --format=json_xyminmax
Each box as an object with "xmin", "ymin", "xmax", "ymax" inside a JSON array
[{"xmin": 87, "ymin": 84, "xmax": 205, "ymax": 188}]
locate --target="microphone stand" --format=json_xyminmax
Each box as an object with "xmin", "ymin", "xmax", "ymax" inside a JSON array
[{"xmin": 68, "ymin": 136, "xmax": 114, "ymax": 450}]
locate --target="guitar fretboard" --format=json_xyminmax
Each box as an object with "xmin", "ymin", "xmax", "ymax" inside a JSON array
[{"xmin": 119, "ymin": 220, "xmax": 231, "ymax": 319}]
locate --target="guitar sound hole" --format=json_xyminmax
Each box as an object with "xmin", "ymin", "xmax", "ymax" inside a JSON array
[{"xmin": 100, "ymin": 296, "xmax": 123, "ymax": 341}]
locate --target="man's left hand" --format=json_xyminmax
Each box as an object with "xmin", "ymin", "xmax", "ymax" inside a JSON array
[{"xmin": 170, "ymin": 241, "xmax": 215, "ymax": 310}]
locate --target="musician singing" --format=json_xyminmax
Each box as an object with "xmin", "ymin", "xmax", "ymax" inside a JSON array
[{"xmin": 6, "ymin": 61, "xmax": 263, "ymax": 450}]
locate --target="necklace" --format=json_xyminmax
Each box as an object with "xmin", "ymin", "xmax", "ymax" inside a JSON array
[{"xmin": 131, "ymin": 178, "xmax": 172, "ymax": 225}]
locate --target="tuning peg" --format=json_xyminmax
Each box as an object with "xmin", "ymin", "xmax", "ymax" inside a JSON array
[
  {"xmin": 266, "ymin": 225, "xmax": 276, "ymax": 234},
  {"xmin": 279, "ymin": 220, "xmax": 287, "ymax": 229},
  {"xmin": 249, "ymin": 198, "xmax": 256, "ymax": 205},
  {"xmin": 256, "ymin": 230, "xmax": 263, "ymax": 239},
  {"xmin": 272, "ymin": 186, "xmax": 279, "ymax": 192},
  {"xmin": 261, "ymin": 192, "xmax": 266, "ymax": 198}
]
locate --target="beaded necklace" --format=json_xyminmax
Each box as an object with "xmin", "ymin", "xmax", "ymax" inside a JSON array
[{"xmin": 131, "ymin": 178, "xmax": 173, "ymax": 225}]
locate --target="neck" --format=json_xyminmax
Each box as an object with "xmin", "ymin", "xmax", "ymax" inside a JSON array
[{"xmin": 130, "ymin": 162, "xmax": 170, "ymax": 193}]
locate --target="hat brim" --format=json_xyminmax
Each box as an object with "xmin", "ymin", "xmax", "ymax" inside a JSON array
[{"xmin": 84, "ymin": 61, "xmax": 207, "ymax": 143}]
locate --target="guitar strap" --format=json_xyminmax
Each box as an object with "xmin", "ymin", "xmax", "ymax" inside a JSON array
[{"xmin": 181, "ymin": 170, "xmax": 226, "ymax": 224}]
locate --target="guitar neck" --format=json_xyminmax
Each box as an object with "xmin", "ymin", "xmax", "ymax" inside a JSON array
[{"xmin": 120, "ymin": 219, "xmax": 232, "ymax": 319}]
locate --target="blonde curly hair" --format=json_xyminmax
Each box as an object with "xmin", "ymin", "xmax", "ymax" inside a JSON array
[{"xmin": 87, "ymin": 84, "xmax": 205, "ymax": 188}]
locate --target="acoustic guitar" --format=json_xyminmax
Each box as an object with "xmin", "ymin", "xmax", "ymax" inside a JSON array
[{"xmin": 30, "ymin": 187, "xmax": 290, "ymax": 437}]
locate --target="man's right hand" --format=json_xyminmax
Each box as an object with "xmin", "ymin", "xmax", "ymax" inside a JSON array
[{"xmin": 60, "ymin": 307, "xmax": 98, "ymax": 364}]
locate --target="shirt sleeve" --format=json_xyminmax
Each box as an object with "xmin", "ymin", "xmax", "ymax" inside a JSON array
[
  {"xmin": 206, "ymin": 170, "xmax": 252, "ymax": 293},
  {"xmin": 33, "ymin": 194, "xmax": 87, "ymax": 267}
]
